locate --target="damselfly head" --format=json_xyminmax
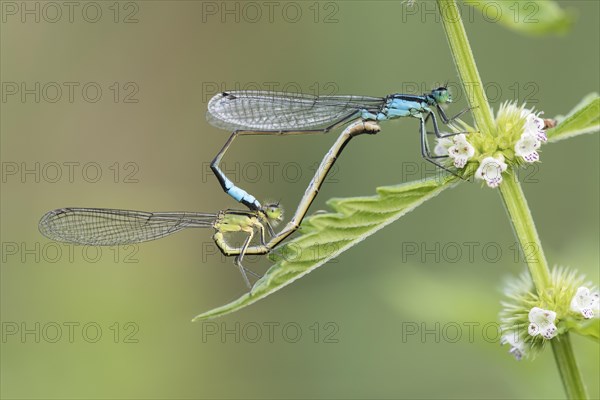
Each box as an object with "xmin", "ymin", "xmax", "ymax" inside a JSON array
[
  {"xmin": 431, "ymin": 86, "xmax": 452, "ymax": 104},
  {"xmin": 261, "ymin": 202, "xmax": 284, "ymax": 225}
]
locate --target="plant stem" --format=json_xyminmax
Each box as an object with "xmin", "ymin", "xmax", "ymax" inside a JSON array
[
  {"xmin": 498, "ymin": 176, "xmax": 550, "ymax": 290},
  {"xmin": 436, "ymin": 1, "xmax": 588, "ymax": 398},
  {"xmin": 551, "ymin": 333, "xmax": 589, "ymax": 400},
  {"xmin": 437, "ymin": 0, "xmax": 495, "ymax": 133},
  {"xmin": 500, "ymin": 176, "xmax": 587, "ymax": 399}
]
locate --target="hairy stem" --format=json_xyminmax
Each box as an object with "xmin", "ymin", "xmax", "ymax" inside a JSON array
[
  {"xmin": 551, "ymin": 333, "xmax": 589, "ymax": 400},
  {"xmin": 498, "ymin": 175, "xmax": 551, "ymax": 290},
  {"xmin": 436, "ymin": 0, "xmax": 588, "ymax": 398},
  {"xmin": 500, "ymin": 175, "xmax": 587, "ymax": 399},
  {"xmin": 437, "ymin": 0, "xmax": 495, "ymax": 133}
]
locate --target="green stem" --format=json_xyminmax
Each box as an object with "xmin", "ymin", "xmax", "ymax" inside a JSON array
[
  {"xmin": 551, "ymin": 333, "xmax": 589, "ymax": 400},
  {"xmin": 437, "ymin": 0, "xmax": 495, "ymax": 133},
  {"xmin": 498, "ymin": 176, "xmax": 551, "ymax": 290},
  {"xmin": 436, "ymin": 1, "xmax": 588, "ymax": 398},
  {"xmin": 500, "ymin": 176, "xmax": 587, "ymax": 399}
]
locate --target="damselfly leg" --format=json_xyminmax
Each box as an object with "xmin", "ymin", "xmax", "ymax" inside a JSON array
[
  {"xmin": 419, "ymin": 115, "xmax": 457, "ymax": 177},
  {"xmin": 436, "ymin": 104, "xmax": 473, "ymax": 125}
]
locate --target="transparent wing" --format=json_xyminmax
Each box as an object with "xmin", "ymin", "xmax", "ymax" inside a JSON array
[
  {"xmin": 39, "ymin": 208, "xmax": 216, "ymax": 246},
  {"xmin": 206, "ymin": 91, "xmax": 386, "ymax": 131}
]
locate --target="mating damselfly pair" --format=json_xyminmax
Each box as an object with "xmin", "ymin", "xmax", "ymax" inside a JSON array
[{"xmin": 39, "ymin": 86, "xmax": 471, "ymax": 288}]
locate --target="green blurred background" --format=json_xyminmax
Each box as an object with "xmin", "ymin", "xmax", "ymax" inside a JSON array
[{"xmin": 1, "ymin": 1, "xmax": 598, "ymax": 398}]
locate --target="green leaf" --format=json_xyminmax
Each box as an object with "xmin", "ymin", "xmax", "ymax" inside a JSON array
[
  {"xmin": 547, "ymin": 93, "xmax": 600, "ymax": 143},
  {"xmin": 565, "ymin": 319, "xmax": 600, "ymax": 341},
  {"xmin": 192, "ymin": 176, "xmax": 457, "ymax": 321},
  {"xmin": 464, "ymin": 0, "xmax": 574, "ymax": 35}
]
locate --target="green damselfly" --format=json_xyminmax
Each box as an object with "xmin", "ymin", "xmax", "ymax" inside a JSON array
[{"xmin": 39, "ymin": 203, "xmax": 283, "ymax": 288}]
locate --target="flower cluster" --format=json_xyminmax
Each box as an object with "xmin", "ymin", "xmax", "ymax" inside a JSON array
[
  {"xmin": 499, "ymin": 267, "xmax": 598, "ymax": 360},
  {"xmin": 435, "ymin": 102, "xmax": 549, "ymax": 188}
]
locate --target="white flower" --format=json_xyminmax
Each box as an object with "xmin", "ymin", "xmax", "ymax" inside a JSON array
[
  {"xmin": 528, "ymin": 307, "xmax": 558, "ymax": 339},
  {"xmin": 523, "ymin": 113, "xmax": 547, "ymax": 142},
  {"xmin": 475, "ymin": 155, "xmax": 507, "ymax": 188},
  {"xmin": 514, "ymin": 110, "xmax": 547, "ymax": 163},
  {"xmin": 447, "ymin": 134, "xmax": 475, "ymax": 168},
  {"xmin": 434, "ymin": 137, "xmax": 453, "ymax": 157},
  {"xmin": 501, "ymin": 333, "xmax": 526, "ymax": 361},
  {"xmin": 570, "ymin": 287, "xmax": 600, "ymax": 319},
  {"xmin": 515, "ymin": 133, "xmax": 541, "ymax": 163}
]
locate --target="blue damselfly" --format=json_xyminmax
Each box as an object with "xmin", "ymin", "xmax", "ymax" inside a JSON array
[{"xmin": 206, "ymin": 87, "xmax": 470, "ymax": 253}]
